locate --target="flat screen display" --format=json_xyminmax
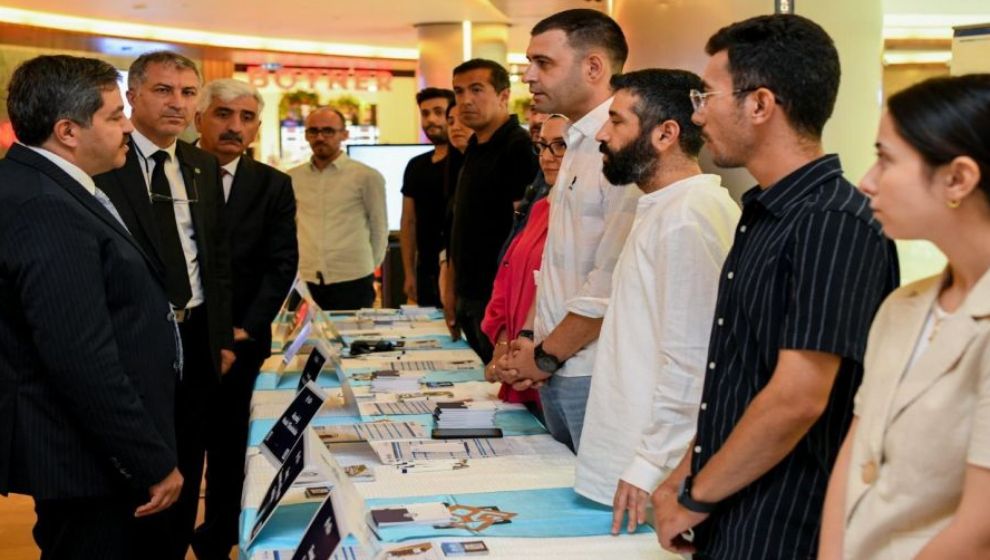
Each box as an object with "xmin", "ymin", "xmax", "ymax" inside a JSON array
[{"xmin": 346, "ymin": 144, "xmax": 434, "ymax": 231}]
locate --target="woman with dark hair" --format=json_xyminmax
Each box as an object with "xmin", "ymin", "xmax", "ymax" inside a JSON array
[{"xmin": 820, "ymin": 74, "xmax": 990, "ymax": 559}]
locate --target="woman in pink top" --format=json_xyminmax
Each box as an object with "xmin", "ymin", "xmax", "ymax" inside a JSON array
[{"xmin": 481, "ymin": 114, "xmax": 568, "ymax": 404}]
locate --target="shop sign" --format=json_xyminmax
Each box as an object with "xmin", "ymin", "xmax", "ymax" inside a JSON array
[{"xmin": 247, "ymin": 66, "xmax": 393, "ymax": 92}]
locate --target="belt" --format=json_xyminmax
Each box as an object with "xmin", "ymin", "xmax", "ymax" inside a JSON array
[{"xmin": 173, "ymin": 305, "xmax": 200, "ymax": 323}]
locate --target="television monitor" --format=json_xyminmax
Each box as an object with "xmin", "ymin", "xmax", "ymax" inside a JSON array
[{"xmin": 346, "ymin": 144, "xmax": 434, "ymax": 231}]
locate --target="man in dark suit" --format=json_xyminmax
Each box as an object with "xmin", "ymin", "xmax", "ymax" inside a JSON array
[
  {"xmin": 190, "ymin": 79, "xmax": 298, "ymax": 560},
  {"xmin": 94, "ymin": 50, "xmax": 234, "ymax": 559},
  {"xmin": 0, "ymin": 55, "xmax": 183, "ymax": 559}
]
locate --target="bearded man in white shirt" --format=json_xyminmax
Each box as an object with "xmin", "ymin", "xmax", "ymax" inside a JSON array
[{"xmin": 574, "ymin": 69, "xmax": 741, "ymax": 535}]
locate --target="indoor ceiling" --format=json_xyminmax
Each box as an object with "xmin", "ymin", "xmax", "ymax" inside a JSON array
[{"xmin": 0, "ymin": 0, "xmax": 986, "ymax": 58}]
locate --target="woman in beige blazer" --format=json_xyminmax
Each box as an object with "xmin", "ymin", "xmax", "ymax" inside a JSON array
[{"xmin": 818, "ymin": 74, "xmax": 990, "ymax": 559}]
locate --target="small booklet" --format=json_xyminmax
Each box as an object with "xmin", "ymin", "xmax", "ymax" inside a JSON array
[{"xmin": 369, "ymin": 502, "xmax": 452, "ymax": 528}]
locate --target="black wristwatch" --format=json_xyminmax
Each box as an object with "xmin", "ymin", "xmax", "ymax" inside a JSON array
[
  {"xmin": 518, "ymin": 329, "xmax": 534, "ymax": 340},
  {"xmin": 533, "ymin": 342, "xmax": 564, "ymax": 374},
  {"xmin": 677, "ymin": 475, "xmax": 718, "ymax": 514}
]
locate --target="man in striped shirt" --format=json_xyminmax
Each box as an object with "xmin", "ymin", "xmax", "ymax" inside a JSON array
[{"xmin": 652, "ymin": 14, "xmax": 900, "ymax": 560}]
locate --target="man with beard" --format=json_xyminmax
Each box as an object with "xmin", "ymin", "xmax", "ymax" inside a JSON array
[
  {"xmin": 573, "ymin": 69, "xmax": 740, "ymax": 535},
  {"xmin": 191, "ymin": 78, "xmax": 298, "ymax": 560},
  {"xmin": 290, "ymin": 107, "xmax": 387, "ymax": 310},
  {"xmin": 400, "ymin": 87, "xmax": 454, "ymax": 307}
]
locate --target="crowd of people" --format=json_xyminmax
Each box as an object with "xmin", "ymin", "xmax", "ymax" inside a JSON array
[{"xmin": 1, "ymin": 6, "xmax": 988, "ymax": 560}]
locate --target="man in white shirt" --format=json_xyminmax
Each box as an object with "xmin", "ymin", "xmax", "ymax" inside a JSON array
[
  {"xmin": 572, "ymin": 70, "xmax": 741, "ymax": 535},
  {"xmin": 289, "ymin": 107, "xmax": 387, "ymax": 310},
  {"xmin": 501, "ymin": 9, "xmax": 639, "ymax": 451}
]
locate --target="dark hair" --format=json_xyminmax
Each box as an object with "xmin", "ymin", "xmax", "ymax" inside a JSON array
[
  {"xmin": 888, "ymin": 74, "xmax": 990, "ymax": 198},
  {"xmin": 705, "ymin": 14, "xmax": 839, "ymax": 139},
  {"xmin": 446, "ymin": 100, "xmax": 457, "ymax": 118},
  {"xmin": 610, "ymin": 69, "xmax": 704, "ymax": 157},
  {"xmin": 532, "ymin": 9, "xmax": 628, "ymax": 73},
  {"xmin": 7, "ymin": 55, "xmax": 121, "ymax": 146},
  {"xmin": 128, "ymin": 50, "xmax": 200, "ymax": 90},
  {"xmin": 452, "ymin": 58, "xmax": 510, "ymax": 93},
  {"xmin": 416, "ymin": 87, "xmax": 455, "ymax": 107}
]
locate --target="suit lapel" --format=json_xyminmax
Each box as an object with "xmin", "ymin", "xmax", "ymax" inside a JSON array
[
  {"xmin": 226, "ymin": 156, "xmax": 261, "ymax": 212},
  {"xmin": 176, "ymin": 142, "xmax": 210, "ymax": 262}
]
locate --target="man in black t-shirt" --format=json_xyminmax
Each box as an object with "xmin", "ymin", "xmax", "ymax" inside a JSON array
[
  {"xmin": 447, "ymin": 58, "xmax": 539, "ymax": 362},
  {"xmin": 400, "ymin": 87, "xmax": 455, "ymax": 307}
]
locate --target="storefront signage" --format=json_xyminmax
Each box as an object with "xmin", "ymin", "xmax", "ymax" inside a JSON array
[{"xmin": 247, "ymin": 65, "xmax": 393, "ymax": 92}]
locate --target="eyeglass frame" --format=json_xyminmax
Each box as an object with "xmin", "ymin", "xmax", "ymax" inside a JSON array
[
  {"xmin": 304, "ymin": 126, "xmax": 345, "ymax": 137},
  {"xmin": 532, "ymin": 139, "xmax": 567, "ymax": 157},
  {"xmin": 150, "ymin": 174, "xmax": 199, "ymax": 205},
  {"xmin": 689, "ymin": 86, "xmax": 776, "ymax": 112}
]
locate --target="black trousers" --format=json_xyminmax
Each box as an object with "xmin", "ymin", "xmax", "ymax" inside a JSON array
[
  {"xmin": 161, "ymin": 308, "xmax": 220, "ymax": 560},
  {"xmin": 193, "ymin": 339, "xmax": 266, "ymax": 559},
  {"xmin": 33, "ymin": 494, "xmax": 142, "ymax": 560},
  {"xmin": 455, "ymin": 296, "xmax": 493, "ymax": 363},
  {"xmin": 415, "ymin": 264, "xmax": 441, "ymax": 308},
  {"xmin": 307, "ymin": 274, "xmax": 375, "ymax": 311}
]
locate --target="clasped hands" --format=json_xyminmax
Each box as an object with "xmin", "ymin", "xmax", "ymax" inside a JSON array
[{"xmin": 484, "ymin": 337, "xmax": 550, "ymax": 390}]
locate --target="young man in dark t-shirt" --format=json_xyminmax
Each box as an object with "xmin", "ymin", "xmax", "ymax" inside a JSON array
[
  {"xmin": 447, "ymin": 58, "xmax": 539, "ymax": 362},
  {"xmin": 400, "ymin": 87, "xmax": 455, "ymax": 307}
]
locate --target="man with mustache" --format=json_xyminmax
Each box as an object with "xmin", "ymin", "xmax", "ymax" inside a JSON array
[
  {"xmin": 1, "ymin": 53, "xmax": 183, "ymax": 560},
  {"xmin": 400, "ymin": 87, "xmax": 454, "ymax": 307},
  {"xmin": 190, "ymin": 79, "xmax": 298, "ymax": 560},
  {"xmin": 290, "ymin": 107, "xmax": 387, "ymax": 311},
  {"xmin": 575, "ymin": 69, "xmax": 740, "ymax": 535},
  {"xmin": 94, "ymin": 50, "xmax": 234, "ymax": 560}
]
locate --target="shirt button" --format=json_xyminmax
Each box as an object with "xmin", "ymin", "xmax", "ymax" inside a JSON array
[
  {"xmin": 694, "ymin": 445, "xmax": 702, "ymax": 454},
  {"xmin": 708, "ymin": 362, "xmax": 716, "ymax": 370},
  {"xmin": 700, "ymin": 402, "xmax": 708, "ymax": 411},
  {"xmin": 727, "ymin": 271, "xmax": 735, "ymax": 280},
  {"xmin": 717, "ymin": 318, "xmax": 724, "ymax": 326},
  {"xmin": 740, "ymin": 225, "xmax": 747, "ymax": 233}
]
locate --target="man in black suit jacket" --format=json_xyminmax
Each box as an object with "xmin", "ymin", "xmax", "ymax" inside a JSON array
[
  {"xmin": 190, "ymin": 79, "xmax": 298, "ymax": 560},
  {"xmin": 93, "ymin": 51, "xmax": 234, "ymax": 559},
  {"xmin": 0, "ymin": 55, "xmax": 183, "ymax": 559}
]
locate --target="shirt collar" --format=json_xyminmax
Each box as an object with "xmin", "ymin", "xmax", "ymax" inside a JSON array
[
  {"xmin": 130, "ymin": 128, "xmax": 177, "ymax": 162},
  {"xmin": 309, "ymin": 151, "xmax": 349, "ymax": 172},
  {"xmin": 222, "ymin": 156, "xmax": 240, "ymax": 179},
  {"xmin": 566, "ymin": 97, "xmax": 612, "ymax": 145},
  {"xmin": 638, "ymin": 173, "xmax": 722, "ymax": 207},
  {"xmin": 741, "ymin": 154, "xmax": 843, "ymax": 218},
  {"xmin": 467, "ymin": 114, "xmax": 521, "ymax": 149},
  {"xmin": 22, "ymin": 143, "xmax": 97, "ymax": 195}
]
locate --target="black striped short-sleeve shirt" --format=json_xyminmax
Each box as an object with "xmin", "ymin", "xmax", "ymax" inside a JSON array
[{"xmin": 691, "ymin": 155, "xmax": 900, "ymax": 560}]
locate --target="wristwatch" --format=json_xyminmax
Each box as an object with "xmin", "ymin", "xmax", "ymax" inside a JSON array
[
  {"xmin": 533, "ymin": 342, "xmax": 564, "ymax": 374},
  {"xmin": 517, "ymin": 329, "xmax": 534, "ymax": 340},
  {"xmin": 677, "ymin": 475, "xmax": 718, "ymax": 514}
]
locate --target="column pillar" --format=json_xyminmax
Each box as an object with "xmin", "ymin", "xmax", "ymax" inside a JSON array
[{"xmin": 415, "ymin": 21, "xmax": 509, "ymax": 90}]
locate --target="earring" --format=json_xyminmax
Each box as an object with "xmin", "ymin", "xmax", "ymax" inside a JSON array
[{"xmin": 947, "ymin": 199, "xmax": 961, "ymax": 209}]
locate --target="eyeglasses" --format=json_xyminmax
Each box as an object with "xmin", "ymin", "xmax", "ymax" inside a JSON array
[
  {"xmin": 533, "ymin": 139, "xmax": 567, "ymax": 157},
  {"xmin": 304, "ymin": 126, "xmax": 343, "ymax": 137},
  {"xmin": 689, "ymin": 87, "xmax": 765, "ymax": 112}
]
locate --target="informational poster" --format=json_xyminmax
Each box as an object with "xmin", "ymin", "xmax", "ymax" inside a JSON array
[{"xmin": 952, "ymin": 24, "xmax": 990, "ymax": 75}]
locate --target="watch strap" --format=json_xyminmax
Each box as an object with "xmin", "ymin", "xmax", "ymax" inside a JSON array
[{"xmin": 678, "ymin": 475, "xmax": 718, "ymax": 514}]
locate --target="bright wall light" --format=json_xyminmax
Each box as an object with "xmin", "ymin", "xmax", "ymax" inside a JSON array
[
  {"xmin": 0, "ymin": 6, "xmax": 419, "ymax": 60},
  {"xmin": 882, "ymin": 51, "xmax": 952, "ymax": 65},
  {"xmin": 884, "ymin": 13, "xmax": 990, "ymax": 40},
  {"xmin": 462, "ymin": 20, "xmax": 472, "ymax": 61}
]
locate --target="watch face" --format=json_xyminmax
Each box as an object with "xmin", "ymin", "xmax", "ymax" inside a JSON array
[{"xmin": 536, "ymin": 355, "xmax": 558, "ymax": 373}]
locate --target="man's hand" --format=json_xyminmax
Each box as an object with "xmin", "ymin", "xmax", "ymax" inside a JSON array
[
  {"xmin": 652, "ymin": 482, "xmax": 705, "ymax": 554},
  {"xmin": 441, "ymin": 293, "xmax": 460, "ymax": 341},
  {"xmin": 135, "ymin": 467, "xmax": 183, "ymax": 518},
  {"xmin": 220, "ymin": 349, "xmax": 236, "ymax": 375},
  {"xmin": 501, "ymin": 338, "xmax": 549, "ymax": 390},
  {"xmin": 612, "ymin": 479, "xmax": 650, "ymax": 535},
  {"xmin": 403, "ymin": 275, "xmax": 417, "ymax": 303},
  {"xmin": 233, "ymin": 327, "xmax": 251, "ymax": 342}
]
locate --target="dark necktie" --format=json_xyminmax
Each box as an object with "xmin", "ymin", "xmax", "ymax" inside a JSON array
[{"xmin": 149, "ymin": 150, "xmax": 192, "ymax": 308}]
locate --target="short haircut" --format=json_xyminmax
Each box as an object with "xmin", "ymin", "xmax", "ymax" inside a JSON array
[
  {"xmin": 128, "ymin": 50, "xmax": 200, "ymax": 90},
  {"xmin": 705, "ymin": 14, "xmax": 839, "ymax": 139},
  {"xmin": 7, "ymin": 55, "xmax": 121, "ymax": 146},
  {"xmin": 888, "ymin": 74, "xmax": 990, "ymax": 199},
  {"xmin": 197, "ymin": 78, "xmax": 265, "ymax": 113},
  {"xmin": 610, "ymin": 69, "xmax": 704, "ymax": 157},
  {"xmin": 416, "ymin": 87, "xmax": 455, "ymax": 107},
  {"xmin": 452, "ymin": 59, "xmax": 510, "ymax": 93},
  {"xmin": 446, "ymin": 100, "xmax": 457, "ymax": 118},
  {"xmin": 531, "ymin": 9, "xmax": 628, "ymax": 73}
]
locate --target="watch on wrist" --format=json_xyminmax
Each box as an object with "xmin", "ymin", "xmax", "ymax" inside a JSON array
[
  {"xmin": 533, "ymin": 342, "xmax": 564, "ymax": 374},
  {"xmin": 677, "ymin": 475, "xmax": 718, "ymax": 514},
  {"xmin": 518, "ymin": 329, "xmax": 534, "ymax": 340}
]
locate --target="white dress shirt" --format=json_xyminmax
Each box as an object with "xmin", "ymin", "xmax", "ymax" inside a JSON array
[
  {"xmin": 221, "ymin": 156, "xmax": 239, "ymax": 202},
  {"xmin": 534, "ymin": 98, "xmax": 641, "ymax": 377},
  {"xmin": 575, "ymin": 174, "xmax": 740, "ymax": 504},
  {"xmin": 289, "ymin": 152, "xmax": 387, "ymax": 284},
  {"xmin": 129, "ymin": 129, "xmax": 204, "ymax": 309},
  {"xmin": 23, "ymin": 143, "xmax": 97, "ymax": 195}
]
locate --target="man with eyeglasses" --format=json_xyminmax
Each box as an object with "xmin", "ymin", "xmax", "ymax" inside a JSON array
[
  {"xmin": 94, "ymin": 50, "xmax": 234, "ymax": 560},
  {"xmin": 289, "ymin": 107, "xmax": 387, "ymax": 311},
  {"xmin": 651, "ymin": 15, "xmax": 899, "ymax": 560}
]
